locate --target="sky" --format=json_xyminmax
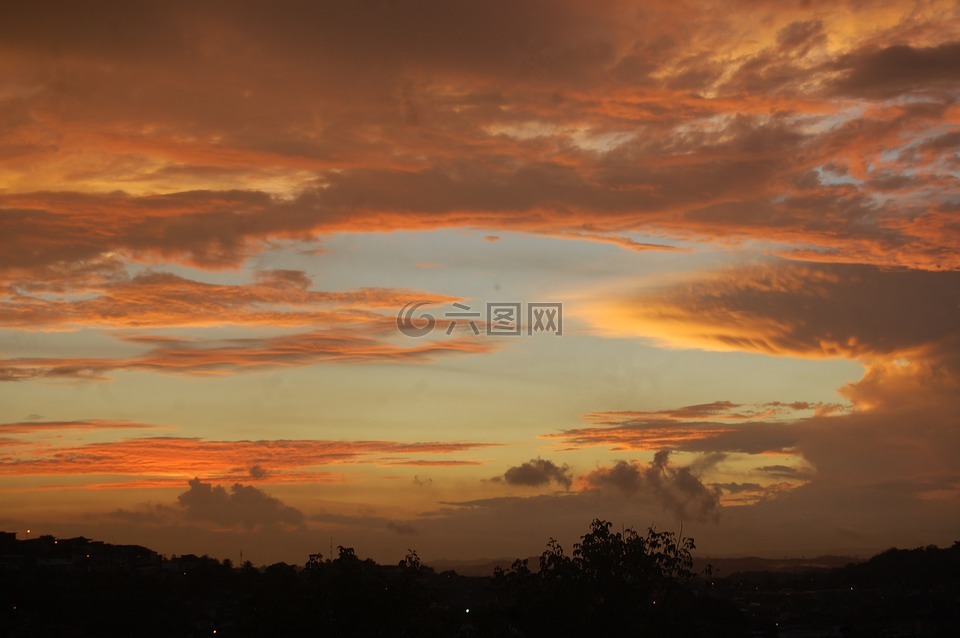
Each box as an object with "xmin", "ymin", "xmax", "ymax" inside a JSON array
[{"xmin": 1, "ymin": 0, "xmax": 959, "ymax": 566}]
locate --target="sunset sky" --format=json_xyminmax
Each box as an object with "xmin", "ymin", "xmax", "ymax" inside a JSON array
[{"xmin": 1, "ymin": 0, "xmax": 959, "ymax": 566}]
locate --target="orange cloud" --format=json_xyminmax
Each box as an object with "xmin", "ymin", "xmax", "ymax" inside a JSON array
[
  {"xmin": 1, "ymin": 267, "xmax": 457, "ymax": 329},
  {"xmin": 547, "ymin": 416, "xmax": 795, "ymax": 455},
  {"xmin": 0, "ymin": 419, "xmax": 168, "ymax": 435},
  {"xmin": 0, "ymin": 435, "xmax": 497, "ymax": 485},
  {"xmin": 585, "ymin": 400, "xmax": 837, "ymax": 424},
  {"xmin": 0, "ymin": 329, "xmax": 498, "ymax": 381},
  {"xmin": 0, "ymin": 1, "xmax": 957, "ymax": 279},
  {"xmin": 588, "ymin": 261, "xmax": 960, "ymax": 359},
  {"xmin": 374, "ymin": 458, "xmax": 482, "ymax": 467},
  {"xmin": 553, "ymin": 424, "xmax": 736, "ymax": 452}
]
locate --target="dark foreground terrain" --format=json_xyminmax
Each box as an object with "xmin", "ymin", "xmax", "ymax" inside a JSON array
[{"xmin": 1, "ymin": 521, "xmax": 958, "ymax": 637}]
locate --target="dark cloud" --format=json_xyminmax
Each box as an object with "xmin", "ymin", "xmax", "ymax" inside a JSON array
[
  {"xmin": 776, "ymin": 20, "xmax": 825, "ymax": 52},
  {"xmin": 609, "ymin": 261, "xmax": 960, "ymax": 358},
  {"xmin": 386, "ymin": 521, "xmax": 418, "ymax": 536},
  {"xmin": 919, "ymin": 130, "xmax": 960, "ymax": 152},
  {"xmin": 103, "ymin": 507, "xmax": 168, "ymax": 525},
  {"xmin": 709, "ymin": 477, "xmax": 960, "ymax": 558},
  {"xmin": 308, "ymin": 512, "xmax": 419, "ymax": 537},
  {"xmin": 831, "ymin": 42, "xmax": 960, "ymax": 98},
  {"xmin": 177, "ymin": 478, "xmax": 304, "ymax": 529},
  {"xmin": 584, "ymin": 451, "xmax": 721, "ymax": 522},
  {"xmin": 757, "ymin": 465, "xmax": 813, "ymax": 479},
  {"xmin": 711, "ymin": 482, "xmax": 766, "ymax": 494},
  {"xmin": 493, "ymin": 457, "xmax": 572, "ymax": 489}
]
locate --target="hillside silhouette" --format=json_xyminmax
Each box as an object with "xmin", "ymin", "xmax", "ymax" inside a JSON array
[{"xmin": 1, "ymin": 523, "xmax": 958, "ymax": 637}]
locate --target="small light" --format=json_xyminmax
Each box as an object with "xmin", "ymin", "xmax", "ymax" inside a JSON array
[{"xmin": 465, "ymin": 608, "xmax": 470, "ymax": 614}]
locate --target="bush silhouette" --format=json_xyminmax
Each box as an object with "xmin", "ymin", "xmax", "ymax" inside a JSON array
[{"xmin": 490, "ymin": 518, "xmax": 746, "ymax": 637}]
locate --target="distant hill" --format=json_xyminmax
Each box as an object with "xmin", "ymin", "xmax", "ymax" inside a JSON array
[
  {"xmin": 692, "ymin": 554, "xmax": 860, "ymax": 576},
  {"xmin": 426, "ymin": 556, "xmax": 529, "ymax": 577}
]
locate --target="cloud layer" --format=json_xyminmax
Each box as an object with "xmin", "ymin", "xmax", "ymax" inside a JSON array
[
  {"xmin": 1, "ymin": 0, "xmax": 958, "ymax": 280},
  {"xmin": 583, "ymin": 451, "xmax": 721, "ymax": 522},
  {"xmin": 1, "ymin": 0, "xmax": 958, "ymax": 564},
  {"xmin": 0, "ymin": 429, "xmax": 495, "ymax": 486},
  {"xmin": 178, "ymin": 478, "xmax": 304, "ymax": 530}
]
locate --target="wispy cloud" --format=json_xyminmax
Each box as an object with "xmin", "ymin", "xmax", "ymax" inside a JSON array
[
  {"xmin": 0, "ymin": 435, "xmax": 497, "ymax": 485},
  {"xmin": 0, "ymin": 330, "xmax": 498, "ymax": 381},
  {"xmin": 0, "ymin": 419, "xmax": 168, "ymax": 435},
  {"xmin": 1, "ymin": 268, "xmax": 457, "ymax": 329}
]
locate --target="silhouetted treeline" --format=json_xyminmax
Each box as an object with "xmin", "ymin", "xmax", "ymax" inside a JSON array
[
  {"xmin": 487, "ymin": 519, "xmax": 746, "ymax": 636},
  {"xmin": 1, "ymin": 524, "xmax": 958, "ymax": 637}
]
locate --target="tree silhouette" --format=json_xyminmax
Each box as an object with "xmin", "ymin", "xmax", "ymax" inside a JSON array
[{"xmin": 494, "ymin": 519, "xmax": 707, "ymax": 636}]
